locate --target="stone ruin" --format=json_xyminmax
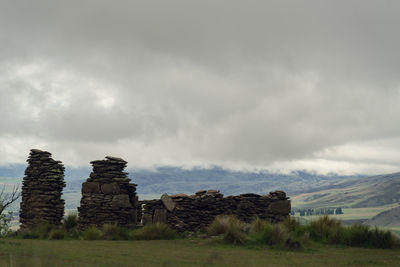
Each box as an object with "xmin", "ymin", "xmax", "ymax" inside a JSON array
[
  {"xmin": 77, "ymin": 156, "xmax": 138, "ymax": 229},
  {"xmin": 139, "ymin": 190, "xmax": 290, "ymax": 232},
  {"xmin": 19, "ymin": 149, "xmax": 66, "ymax": 230},
  {"xmin": 17, "ymin": 149, "xmax": 291, "ymax": 232}
]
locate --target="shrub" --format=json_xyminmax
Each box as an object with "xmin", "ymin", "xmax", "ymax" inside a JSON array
[
  {"xmin": 342, "ymin": 224, "xmax": 395, "ymax": 249},
  {"xmin": 36, "ymin": 222, "xmax": 56, "ymax": 239},
  {"xmin": 20, "ymin": 230, "xmax": 40, "ymax": 239},
  {"xmin": 132, "ymin": 223, "xmax": 179, "ymax": 240},
  {"xmin": 102, "ymin": 224, "xmax": 129, "ymax": 240},
  {"xmin": 66, "ymin": 228, "xmax": 80, "ymax": 239},
  {"xmin": 298, "ymin": 231, "xmax": 310, "ymax": 246},
  {"xmin": 207, "ymin": 215, "xmax": 248, "ymax": 245},
  {"xmin": 82, "ymin": 226, "xmax": 102, "ymax": 240},
  {"xmin": 207, "ymin": 215, "xmax": 235, "ymax": 236},
  {"xmin": 369, "ymin": 227, "xmax": 395, "ymax": 249},
  {"xmin": 48, "ymin": 228, "xmax": 66, "ymax": 240},
  {"xmin": 18, "ymin": 222, "xmax": 55, "ymax": 239},
  {"xmin": 249, "ymin": 220, "xmax": 274, "ymax": 245},
  {"xmin": 0, "ymin": 212, "xmax": 12, "ymax": 237},
  {"xmin": 249, "ymin": 217, "xmax": 269, "ymax": 234},
  {"xmin": 63, "ymin": 213, "xmax": 78, "ymax": 231},
  {"xmin": 307, "ymin": 216, "xmax": 342, "ymax": 244},
  {"xmin": 206, "ymin": 215, "xmax": 396, "ymax": 249},
  {"xmin": 222, "ymin": 218, "xmax": 248, "ymax": 245},
  {"xmin": 270, "ymin": 224, "xmax": 289, "ymax": 246},
  {"xmin": 282, "ymin": 217, "xmax": 303, "ymax": 235}
]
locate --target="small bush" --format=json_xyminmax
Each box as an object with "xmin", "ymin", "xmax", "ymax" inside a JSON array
[
  {"xmin": 207, "ymin": 215, "xmax": 248, "ymax": 245},
  {"xmin": 369, "ymin": 227, "xmax": 395, "ymax": 249},
  {"xmin": 207, "ymin": 215, "xmax": 235, "ymax": 236},
  {"xmin": 249, "ymin": 221, "xmax": 274, "ymax": 245},
  {"xmin": 132, "ymin": 223, "xmax": 179, "ymax": 240},
  {"xmin": 18, "ymin": 222, "xmax": 55, "ymax": 239},
  {"xmin": 205, "ymin": 215, "xmax": 396, "ymax": 249},
  {"xmin": 342, "ymin": 224, "xmax": 395, "ymax": 249},
  {"xmin": 35, "ymin": 222, "xmax": 56, "ymax": 239},
  {"xmin": 342, "ymin": 224, "xmax": 371, "ymax": 246},
  {"xmin": 48, "ymin": 228, "xmax": 66, "ymax": 240},
  {"xmin": 63, "ymin": 213, "xmax": 78, "ymax": 231},
  {"xmin": 248, "ymin": 219, "xmax": 300, "ymax": 248},
  {"xmin": 270, "ymin": 224, "xmax": 289, "ymax": 246},
  {"xmin": 0, "ymin": 212, "xmax": 13, "ymax": 237},
  {"xmin": 20, "ymin": 230, "xmax": 40, "ymax": 239},
  {"xmin": 102, "ymin": 224, "xmax": 129, "ymax": 240},
  {"xmin": 307, "ymin": 216, "xmax": 342, "ymax": 243},
  {"xmin": 66, "ymin": 228, "xmax": 80, "ymax": 239},
  {"xmin": 282, "ymin": 217, "xmax": 303, "ymax": 234},
  {"xmin": 82, "ymin": 226, "xmax": 102, "ymax": 240},
  {"xmin": 299, "ymin": 231, "xmax": 310, "ymax": 245},
  {"xmin": 223, "ymin": 218, "xmax": 248, "ymax": 245},
  {"xmin": 249, "ymin": 217, "xmax": 269, "ymax": 234}
]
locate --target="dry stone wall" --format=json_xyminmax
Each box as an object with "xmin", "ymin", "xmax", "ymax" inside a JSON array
[
  {"xmin": 19, "ymin": 149, "xmax": 66, "ymax": 230},
  {"xmin": 139, "ymin": 190, "xmax": 290, "ymax": 232},
  {"xmin": 77, "ymin": 156, "xmax": 137, "ymax": 229}
]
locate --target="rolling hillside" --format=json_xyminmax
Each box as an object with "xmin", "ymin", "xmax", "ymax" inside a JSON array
[
  {"xmin": 291, "ymin": 172, "xmax": 400, "ymax": 209},
  {"xmin": 366, "ymin": 206, "xmax": 400, "ymax": 227}
]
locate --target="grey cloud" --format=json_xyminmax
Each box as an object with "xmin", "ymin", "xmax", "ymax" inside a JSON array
[{"xmin": 1, "ymin": 1, "xmax": 400, "ymax": 173}]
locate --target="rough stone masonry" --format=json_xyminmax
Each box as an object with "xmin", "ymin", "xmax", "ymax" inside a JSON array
[
  {"xmin": 139, "ymin": 190, "xmax": 291, "ymax": 232},
  {"xmin": 77, "ymin": 156, "xmax": 138, "ymax": 229},
  {"xmin": 19, "ymin": 149, "xmax": 66, "ymax": 230}
]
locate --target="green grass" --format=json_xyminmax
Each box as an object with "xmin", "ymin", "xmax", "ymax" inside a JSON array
[
  {"xmin": 205, "ymin": 215, "xmax": 399, "ymax": 250},
  {"xmin": 2, "ymin": 217, "xmax": 400, "ymax": 266},
  {"xmin": 0, "ymin": 238, "xmax": 399, "ymax": 266},
  {"xmin": 131, "ymin": 223, "xmax": 179, "ymax": 240},
  {"xmin": 82, "ymin": 227, "xmax": 103, "ymax": 240},
  {"xmin": 389, "ymin": 227, "xmax": 400, "ymax": 235}
]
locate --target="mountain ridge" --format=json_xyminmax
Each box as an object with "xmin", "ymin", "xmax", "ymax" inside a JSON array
[
  {"xmin": 2, "ymin": 164, "xmax": 397, "ymax": 210},
  {"xmin": 291, "ymin": 172, "xmax": 400, "ymax": 209}
]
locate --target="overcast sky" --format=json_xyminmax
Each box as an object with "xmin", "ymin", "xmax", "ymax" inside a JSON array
[{"xmin": 1, "ymin": 0, "xmax": 400, "ymax": 174}]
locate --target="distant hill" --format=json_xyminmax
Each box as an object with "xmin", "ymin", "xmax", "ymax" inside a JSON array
[
  {"xmin": 4, "ymin": 164, "xmax": 399, "ymax": 210},
  {"xmin": 39, "ymin": 165, "xmax": 365, "ymax": 198},
  {"xmin": 62, "ymin": 166, "xmax": 364, "ymax": 208},
  {"xmin": 2, "ymin": 164, "xmax": 365, "ymax": 209},
  {"xmin": 291, "ymin": 172, "xmax": 400, "ymax": 209},
  {"xmin": 365, "ymin": 206, "xmax": 400, "ymax": 227},
  {"xmin": 130, "ymin": 167, "xmax": 348, "ymax": 195}
]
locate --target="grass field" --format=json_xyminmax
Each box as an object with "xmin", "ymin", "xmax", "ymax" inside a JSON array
[{"xmin": 0, "ymin": 238, "xmax": 399, "ymax": 267}]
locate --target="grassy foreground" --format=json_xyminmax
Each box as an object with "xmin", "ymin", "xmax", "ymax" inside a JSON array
[{"xmin": 0, "ymin": 238, "xmax": 400, "ymax": 267}]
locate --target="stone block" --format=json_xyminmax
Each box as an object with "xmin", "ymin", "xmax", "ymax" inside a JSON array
[
  {"xmin": 161, "ymin": 193, "xmax": 176, "ymax": 212},
  {"xmin": 101, "ymin": 182, "xmax": 120, "ymax": 195},
  {"xmin": 153, "ymin": 208, "xmax": 167, "ymax": 223},
  {"xmin": 111, "ymin": 194, "xmax": 132, "ymax": 208},
  {"xmin": 82, "ymin": 182, "xmax": 100, "ymax": 193},
  {"xmin": 267, "ymin": 200, "xmax": 291, "ymax": 214},
  {"xmin": 142, "ymin": 214, "xmax": 153, "ymax": 225}
]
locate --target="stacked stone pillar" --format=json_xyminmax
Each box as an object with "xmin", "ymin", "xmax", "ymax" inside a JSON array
[
  {"xmin": 78, "ymin": 156, "xmax": 137, "ymax": 229},
  {"xmin": 19, "ymin": 149, "xmax": 66, "ymax": 230}
]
